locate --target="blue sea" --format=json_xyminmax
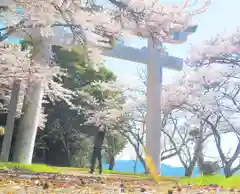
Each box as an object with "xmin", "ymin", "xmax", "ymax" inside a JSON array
[{"xmin": 102, "ymin": 160, "xmax": 240, "ymax": 176}]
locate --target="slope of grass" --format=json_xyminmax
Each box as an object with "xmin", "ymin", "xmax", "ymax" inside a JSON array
[
  {"xmin": 0, "ymin": 162, "xmax": 239, "ymax": 188},
  {"xmin": 0, "ymin": 162, "xmax": 145, "ymax": 176},
  {"xmin": 0, "ymin": 162, "xmax": 60, "ymax": 173},
  {"xmin": 180, "ymin": 174, "xmax": 240, "ymax": 188},
  {"xmin": 0, "ymin": 162, "xmax": 176, "ymax": 181},
  {"xmin": 0, "ymin": 162, "xmax": 143, "ymax": 176}
]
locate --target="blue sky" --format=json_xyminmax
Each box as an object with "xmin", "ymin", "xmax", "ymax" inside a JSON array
[{"xmin": 103, "ymin": 0, "xmax": 240, "ymax": 166}]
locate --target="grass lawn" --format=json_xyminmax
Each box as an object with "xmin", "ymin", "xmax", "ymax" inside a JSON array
[
  {"xmin": 0, "ymin": 162, "xmax": 146, "ymax": 176},
  {"xmin": 0, "ymin": 162, "xmax": 60, "ymax": 173},
  {"xmin": 0, "ymin": 162, "xmax": 149, "ymax": 177},
  {"xmin": 0, "ymin": 162, "xmax": 239, "ymax": 188},
  {"xmin": 180, "ymin": 174, "xmax": 240, "ymax": 188}
]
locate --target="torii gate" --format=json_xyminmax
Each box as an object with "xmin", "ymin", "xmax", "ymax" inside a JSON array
[
  {"xmin": 4, "ymin": 28, "xmax": 197, "ymax": 173},
  {"xmin": 1, "ymin": 1, "xmax": 197, "ymax": 172},
  {"xmin": 54, "ymin": 26, "xmax": 198, "ymax": 174},
  {"xmin": 53, "ymin": 27, "xmax": 198, "ymax": 174},
  {"xmin": 102, "ymin": 27, "xmax": 197, "ymax": 173}
]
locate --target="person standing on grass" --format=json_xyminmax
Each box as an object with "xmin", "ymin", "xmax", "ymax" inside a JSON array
[{"xmin": 90, "ymin": 123, "xmax": 106, "ymax": 175}]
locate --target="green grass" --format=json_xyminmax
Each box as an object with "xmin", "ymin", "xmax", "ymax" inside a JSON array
[
  {"xmin": 0, "ymin": 162, "xmax": 239, "ymax": 188},
  {"xmin": 0, "ymin": 162, "xmax": 176, "ymax": 181},
  {"xmin": 0, "ymin": 162, "xmax": 145, "ymax": 176},
  {"xmin": 0, "ymin": 162, "xmax": 146, "ymax": 176},
  {"xmin": 180, "ymin": 174, "xmax": 240, "ymax": 188},
  {"xmin": 0, "ymin": 162, "xmax": 60, "ymax": 173}
]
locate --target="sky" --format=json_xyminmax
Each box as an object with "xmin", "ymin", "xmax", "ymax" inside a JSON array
[{"xmin": 103, "ymin": 0, "xmax": 240, "ymax": 166}]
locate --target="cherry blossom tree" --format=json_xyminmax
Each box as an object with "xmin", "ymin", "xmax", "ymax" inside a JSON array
[
  {"xmin": 103, "ymin": 129, "xmax": 127, "ymax": 170},
  {"xmin": 0, "ymin": 0, "xmax": 211, "ymax": 164},
  {"xmin": 181, "ymin": 34, "xmax": 240, "ymax": 176},
  {"xmin": 0, "ymin": 43, "xmax": 58, "ymax": 162},
  {"xmin": 88, "ymin": 72, "xmax": 207, "ymax": 174},
  {"xmin": 0, "ymin": 0, "xmax": 120, "ymax": 163},
  {"xmin": 0, "ymin": 40, "xmax": 74, "ymax": 162},
  {"xmin": 131, "ymin": 63, "xmax": 236, "ymax": 176}
]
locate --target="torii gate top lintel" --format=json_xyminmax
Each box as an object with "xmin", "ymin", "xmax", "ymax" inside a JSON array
[{"xmin": 103, "ymin": 25, "xmax": 198, "ymax": 71}]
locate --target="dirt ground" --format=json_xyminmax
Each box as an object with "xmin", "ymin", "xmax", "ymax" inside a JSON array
[{"xmin": 0, "ymin": 171, "xmax": 237, "ymax": 193}]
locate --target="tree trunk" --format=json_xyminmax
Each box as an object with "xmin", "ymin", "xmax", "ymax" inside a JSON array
[
  {"xmin": 12, "ymin": 80, "xmax": 44, "ymax": 164},
  {"xmin": 108, "ymin": 156, "xmax": 115, "ymax": 170},
  {"xmin": 0, "ymin": 80, "xmax": 21, "ymax": 162},
  {"xmin": 62, "ymin": 136, "xmax": 71, "ymax": 166},
  {"xmin": 185, "ymin": 140, "xmax": 202, "ymax": 177},
  {"xmin": 195, "ymin": 123, "xmax": 204, "ymax": 175},
  {"xmin": 184, "ymin": 166, "xmax": 194, "ymax": 177},
  {"xmin": 65, "ymin": 145, "xmax": 71, "ymax": 166},
  {"xmin": 224, "ymin": 164, "xmax": 233, "ymax": 178},
  {"xmin": 138, "ymin": 155, "xmax": 148, "ymax": 174},
  {"xmin": 133, "ymin": 157, "xmax": 138, "ymax": 173}
]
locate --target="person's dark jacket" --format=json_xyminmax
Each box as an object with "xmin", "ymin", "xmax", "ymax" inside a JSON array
[{"xmin": 93, "ymin": 130, "xmax": 105, "ymax": 151}]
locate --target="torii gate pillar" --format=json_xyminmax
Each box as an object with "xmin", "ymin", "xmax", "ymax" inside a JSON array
[{"xmin": 145, "ymin": 38, "xmax": 162, "ymax": 173}]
